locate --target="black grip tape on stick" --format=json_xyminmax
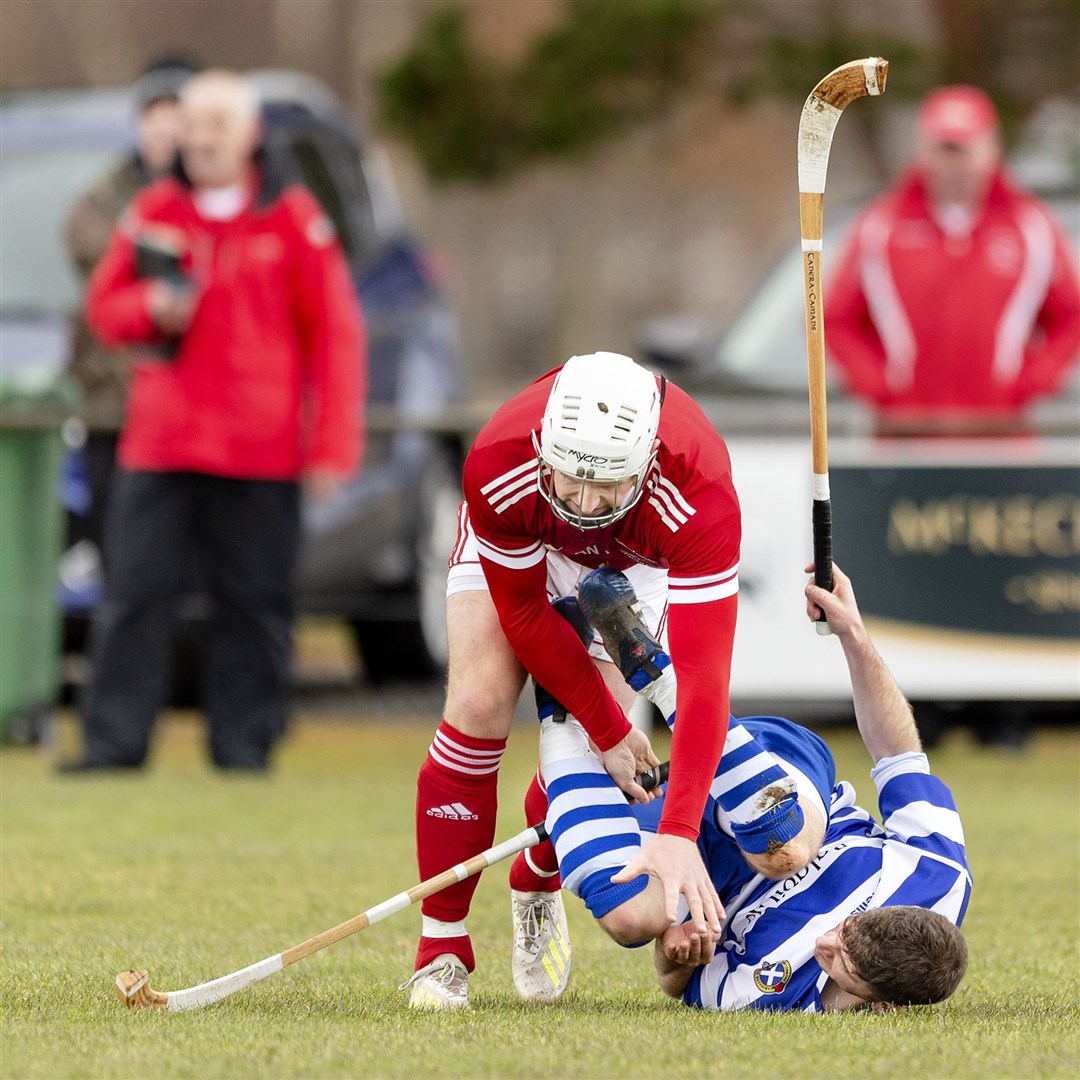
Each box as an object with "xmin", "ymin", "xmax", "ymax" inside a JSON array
[
  {"xmin": 812, "ymin": 497, "xmax": 834, "ymax": 616},
  {"xmin": 530, "ymin": 761, "xmax": 670, "ymax": 845}
]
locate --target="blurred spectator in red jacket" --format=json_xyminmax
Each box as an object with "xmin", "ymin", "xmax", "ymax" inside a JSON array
[
  {"xmin": 61, "ymin": 70, "xmax": 366, "ymax": 773},
  {"xmin": 827, "ymin": 86, "xmax": 1080, "ymax": 434}
]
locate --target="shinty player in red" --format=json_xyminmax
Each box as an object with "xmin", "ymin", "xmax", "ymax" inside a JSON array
[{"xmin": 402, "ymin": 352, "xmax": 741, "ymax": 1009}]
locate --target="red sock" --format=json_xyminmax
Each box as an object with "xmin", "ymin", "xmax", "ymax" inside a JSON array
[
  {"xmin": 508, "ymin": 768, "xmax": 561, "ymax": 893},
  {"xmin": 414, "ymin": 720, "xmax": 505, "ymax": 972}
]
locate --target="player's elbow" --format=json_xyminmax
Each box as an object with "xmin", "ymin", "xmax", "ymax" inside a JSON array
[
  {"xmin": 653, "ymin": 944, "xmax": 693, "ymax": 1000},
  {"xmin": 656, "ymin": 970, "xmax": 688, "ymax": 999}
]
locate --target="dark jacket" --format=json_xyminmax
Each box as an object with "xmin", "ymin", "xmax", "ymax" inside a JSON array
[{"xmin": 65, "ymin": 154, "xmax": 151, "ymax": 409}]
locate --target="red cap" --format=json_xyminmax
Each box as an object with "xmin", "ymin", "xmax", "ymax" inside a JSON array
[{"xmin": 918, "ymin": 86, "xmax": 999, "ymax": 145}]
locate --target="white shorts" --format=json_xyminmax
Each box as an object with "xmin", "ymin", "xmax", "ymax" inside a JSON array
[{"xmin": 447, "ymin": 503, "xmax": 669, "ymax": 660}]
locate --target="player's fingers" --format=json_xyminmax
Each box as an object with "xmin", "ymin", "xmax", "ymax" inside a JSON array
[
  {"xmin": 622, "ymin": 779, "xmax": 650, "ymax": 805},
  {"xmin": 686, "ymin": 934, "xmax": 702, "ymax": 966},
  {"xmin": 684, "ymin": 889, "xmax": 705, "ymax": 933},
  {"xmin": 804, "ymin": 583, "xmax": 827, "ymax": 621},
  {"xmin": 610, "ymin": 855, "xmax": 643, "ymax": 885},
  {"xmin": 701, "ymin": 882, "xmax": 724, "ymax": 933},
  {"xmin": 700, "ymin": 934, "xmax": 717, "ymax": 965}
]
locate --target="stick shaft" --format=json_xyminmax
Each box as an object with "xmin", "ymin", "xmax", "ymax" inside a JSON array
[
  {"xmin": 800, "ymin": 192, "xmax": 829, "ymax": 480},
  {"xmin": 800, "ymin": 191, "xmax": 833, "ymax": 600},
  {"xmin": 154, "ymin": 825, "xmax": 545, "ymax": 1011},
  {"xmin": 282, "ymin": 824, "xmax": 546, "ymax": 966}
]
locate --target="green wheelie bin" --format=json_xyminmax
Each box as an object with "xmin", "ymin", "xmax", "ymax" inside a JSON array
[{"xmin": 0, "ymin": 378, "xmax": 67, "ymax": 743}]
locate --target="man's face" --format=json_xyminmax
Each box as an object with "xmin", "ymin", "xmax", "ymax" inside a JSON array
[
  {"xmin": 814, "ymin": 919, "xmax": 876, "ymax": 1002},
  {"xmin": 179, "ymin": 82, "xmax": 259, "ymax": 189},
  {"xmin": 550, "ymin": 470, "xmax": 637, "ymax": 525},
  {"xmin": 137, "ymin": 99, "xmax": 181, "ymax": 175},
  {"xmin": 916, "ymin": 130, "xmax": 1000, "ymax": 207}
]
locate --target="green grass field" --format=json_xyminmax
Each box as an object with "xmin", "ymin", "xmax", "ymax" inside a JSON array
[{"xmin": 2, "ymin": 713, "xmax": 1078, "ymax": 1079}]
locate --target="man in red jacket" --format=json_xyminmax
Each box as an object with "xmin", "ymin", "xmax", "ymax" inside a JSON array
[
  {"xmin": 62, "ymin": 70, "xmax": 365, "ymax": 772},
  {"xmin": 827, "ymin": 86, "xmax": 1080, "ymax": 433}
]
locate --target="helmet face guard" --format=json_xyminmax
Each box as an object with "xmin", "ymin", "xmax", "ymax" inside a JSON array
[
  {"xmin": 533, "ymin": 432, "xmax": 656, "ymax": 530},
  {"xmin": 535, "ymin": 352, "xmax": 663, "ymax": 530}
]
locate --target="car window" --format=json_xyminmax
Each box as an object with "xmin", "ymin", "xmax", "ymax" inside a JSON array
[
  {"xmin": 281, "ymin": 132, "xmax": 379, "ymax": 268},
  {"xmin": 320, "ymin": 136, "xmax": 381, "ymax": 268},
  {"xmin": 0, "ymin": 146, "xmax": 120, "ymax": 315},
  {"xmin": 283, "ymin": 135, "xmax": 356, "ymax": 260},
  {"xmin": 718, "ymin": 212, "xmax": 853, "ymax": 395}
]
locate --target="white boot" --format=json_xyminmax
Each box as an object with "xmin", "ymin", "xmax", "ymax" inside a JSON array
[
  {"xmin": 511, "ymin": 889, "xmax": 572, "ymax": 1003},
  {"xmin": 400, "ymin": 953, "xmax": 470, "ymax": 1010}
]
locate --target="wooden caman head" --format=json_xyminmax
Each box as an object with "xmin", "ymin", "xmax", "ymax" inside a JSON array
[
  {"xmin": 116, "ymin": 969, "xmax": 168, "ymax": 1009},
  {"xmin": 809, "ymin": 56, "xmax": 888, "ymax": 111}
]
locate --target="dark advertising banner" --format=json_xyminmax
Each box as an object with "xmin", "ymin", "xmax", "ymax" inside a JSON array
[{"xmin": 832, "ymin": 463, "xmax": 1080, "ymax": 641}]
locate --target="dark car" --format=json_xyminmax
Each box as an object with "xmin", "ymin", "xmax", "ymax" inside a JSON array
[{"xmin": 0, "ymin": 71, "xmax": 465, "ymax": 684}]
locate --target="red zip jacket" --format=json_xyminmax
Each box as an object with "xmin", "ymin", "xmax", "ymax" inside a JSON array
[
  {"xmin": 827, "ymin": 169, "xmax": 1080, "ymax": 420},
  {"xmin": 85, "ymin": 163, "xmax": 365, "ymax": 479}
]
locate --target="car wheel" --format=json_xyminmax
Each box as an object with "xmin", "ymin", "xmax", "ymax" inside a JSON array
[{"xmin": 352, "ymin": 449, "xmax": 460, "ymax": 683}]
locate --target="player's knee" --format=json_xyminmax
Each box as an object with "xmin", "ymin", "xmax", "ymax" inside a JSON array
[
  {"xmin": 597, "ymin": 892, "xmax": 669, "ymax": 946},
  {"xmin": 443, "ymin": 687, "xmax": 516, "ymax": 739}
]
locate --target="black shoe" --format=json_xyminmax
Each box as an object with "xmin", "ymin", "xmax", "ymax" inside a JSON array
[
  {"xmin": 534, "ymin": 595, "xmax": 594, "ymax": 721},
  {"xmin": 55, "ymin": 758, "xmax": 143, "ymax": 775},
  {"xmin": 577, "ymin": 568, "xmax": 669, "ymax": 691}
]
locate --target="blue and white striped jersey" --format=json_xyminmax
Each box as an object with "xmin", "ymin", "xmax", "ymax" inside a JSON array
[{"xmin": 684, "ymin": 752, "xmax": 972, "ymax": 1013}]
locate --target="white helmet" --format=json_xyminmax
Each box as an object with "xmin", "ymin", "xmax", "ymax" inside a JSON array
[{"xmin": 534, "ymin": 352, "xmax": 662, "ymax": 529}]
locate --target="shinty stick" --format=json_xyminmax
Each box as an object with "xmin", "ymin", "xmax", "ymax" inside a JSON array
[
  {"xmin": 798, "ymin": 57, "xmax": 888, "ymax": 633},
  {"xmin": 115, "ymin": 761, "xmax": 669, "ymax": 1011}
]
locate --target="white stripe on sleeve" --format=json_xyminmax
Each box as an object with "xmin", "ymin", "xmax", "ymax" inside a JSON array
[
  {"xmin": 883, "ymin": 801, "xmax": 966, "ymax": 846},
  {"xmin": 474, "ymin": 536, "xmax": 546, "ymax": 570},
  {"xmin": 668, "ymin": 566, "xmax": 739, "ymax": 604},
  {"xmin": 992, "ymin": 205, "xmax": 1055, "ymax": 383},
  {"xmin": 480, "ymin": 459, "xmax": 535, "ymax": 495},
  {"xmin": 859, "ymin": 208, "xmax": 917, "ymax": 394}
]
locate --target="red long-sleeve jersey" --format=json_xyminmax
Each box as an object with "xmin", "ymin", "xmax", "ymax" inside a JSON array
[
  {"xmin": 827, "ymin": 169, "xmax": 1080, "ymax": 421},
  {"xmin": 462, "ymin": 368, "xmax": 741, "ymax": 842}
]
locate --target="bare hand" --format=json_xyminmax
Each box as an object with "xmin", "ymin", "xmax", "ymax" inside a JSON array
[
  {"xmin": 147, "ymin": 281, "xmax": 197, "ymax": 334},
  {"xmin": 804, "ymin": 562, "xmax": 866, "ymax": 640},
  {"xmin": 611, "ymin": 833, "xmax": 725, "ymax": 935},
  {"xmin": 598, "ymin": 728, "xmax": 660, "ymax": 804},
  {"xmin": 660, "ymin": 921, "xmax": 719, "ymax": 967},
  {"xmin": 303, "ymin": 469, "xmax": 345, "ymax": 503}
]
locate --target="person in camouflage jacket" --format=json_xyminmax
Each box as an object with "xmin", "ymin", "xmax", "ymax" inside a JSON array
[{"xmin": 63, "ymin": 58, "xmax": 196, "ymax": 550}]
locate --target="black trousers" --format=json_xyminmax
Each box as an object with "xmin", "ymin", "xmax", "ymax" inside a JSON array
[{"xmin": 79, "ymin": 469, "xmax": 301, "ymax": 768}]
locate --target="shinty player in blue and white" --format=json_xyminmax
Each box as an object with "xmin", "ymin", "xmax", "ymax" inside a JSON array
[
  {"xmin": 548, "ymin": 565, "xmax": 972, "ymax": 1010},
  {"xmin": 641, "ymin": 564, "xmax": 972, "ymax": 1012}
]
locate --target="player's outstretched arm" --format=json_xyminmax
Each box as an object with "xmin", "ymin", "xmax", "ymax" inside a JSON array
[{"xmin": 804, "ymin": 564, "xmax": 921, "ymax": 763}]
